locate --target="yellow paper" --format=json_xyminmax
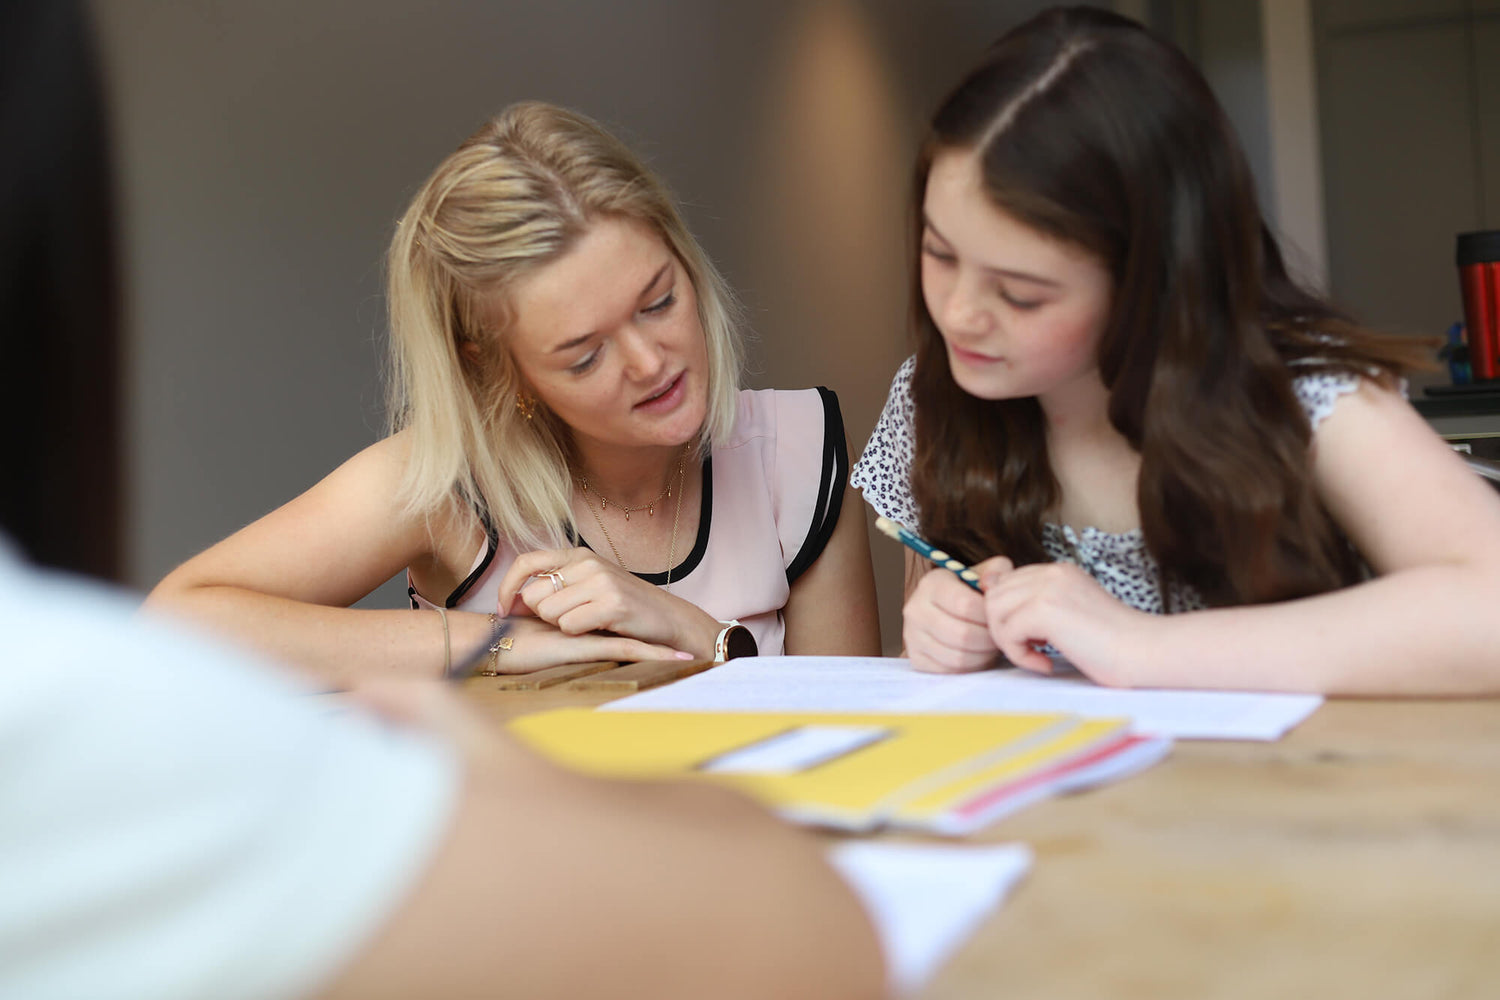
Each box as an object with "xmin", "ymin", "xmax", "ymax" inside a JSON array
[{"xmin": 508, "ymin": 708, "xmax": 1132, "ymax": 831}]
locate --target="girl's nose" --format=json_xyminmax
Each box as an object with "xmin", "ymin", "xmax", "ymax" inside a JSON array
[{"xmin": 942, "ymin": 278, "xmax": 992, "ymax": 336}]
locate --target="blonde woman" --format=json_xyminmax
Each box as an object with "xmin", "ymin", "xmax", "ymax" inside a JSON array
[{"xmin": 147, "ymin": 103, "xmax": 881, "ymax": 686}]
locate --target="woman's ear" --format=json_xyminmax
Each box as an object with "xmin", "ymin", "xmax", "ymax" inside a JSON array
[{"xmin": 458, "ymin": 340, "xmax": 483, "ymax": 366}]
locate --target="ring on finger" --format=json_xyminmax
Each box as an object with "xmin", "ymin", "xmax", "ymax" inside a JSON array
[{"xmin": 542, "ymin": 570, "xmax": 565, "ymax": 593}]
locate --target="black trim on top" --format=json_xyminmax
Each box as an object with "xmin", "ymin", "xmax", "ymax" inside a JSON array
[
  {"xmin": 409, "ymin": 505, "xmax": 501, "ymax": 609},
  {"xmin": 569, "ymin": 455, "xmax": 713, "ymax": 585},
  {"xmin": 443, "ymin": 529, "xmax": 499, "ymax": 609},
  {"xmin": 784, "ymin": 386, "xmax": 847, "ymax": 584},
  {"xmin": 427, "ymin": 459, "xmax": 715, "ymax": 608}
]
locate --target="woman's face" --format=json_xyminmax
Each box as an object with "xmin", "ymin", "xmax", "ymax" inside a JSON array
[
  {"xmin": 920, "ymin": 148, "xmax": 1113, "ymax": 411},
  {"xmin": 501, "ymin": 216, "xmax": 710, "ymax": 458}
]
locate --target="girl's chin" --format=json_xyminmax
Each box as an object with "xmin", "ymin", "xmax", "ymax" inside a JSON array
[{"xmin": 948, "ymin": 368, "xmax": 1014, "ymax": 402}]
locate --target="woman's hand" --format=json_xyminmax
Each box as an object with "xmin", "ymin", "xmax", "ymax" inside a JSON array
[
  {"xmin": 980, "ymin": 562, "xmax": 1155, "ymax": 686},
  {"xmin": 902, "ymin": 557, "xmax": 1013, "ymax": 673},
  {"xmin": 450, "ymin": 609, "xmax": 690, "ymax": 674},
  {"xmin": 496, "ymin": 547, "xmax": 721, "ymax": 660}
]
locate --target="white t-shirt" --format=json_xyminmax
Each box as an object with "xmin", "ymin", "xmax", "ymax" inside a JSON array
[{"xmin": 0, "ymin": 541, "xmax": 461, "ymax": 1000}]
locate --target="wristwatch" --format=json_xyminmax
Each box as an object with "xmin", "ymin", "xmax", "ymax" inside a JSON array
[{"xmin": 713, "ymin": 620, "xmax": 758, "ymax": 664}]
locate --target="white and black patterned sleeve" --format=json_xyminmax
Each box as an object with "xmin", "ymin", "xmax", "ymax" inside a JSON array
[
  {"xmin": 1291, "ymin": 369, "xmax": 1362, "ymax": 430},
  {"xmin": 1290, "ymin": 358, "xmax": 1404, "ymax": 431},
  {"xmin": 850, "ymin": 356, "xmax": 920, "ymax": 527}
]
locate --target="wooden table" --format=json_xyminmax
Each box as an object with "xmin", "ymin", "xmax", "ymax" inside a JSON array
[{"xmin": 462, "ymin": 674, "xmax": 1500, "ymax": 999}]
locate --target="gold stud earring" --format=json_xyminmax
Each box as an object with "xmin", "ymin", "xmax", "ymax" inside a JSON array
[{"xmin": 515, "ymin": 392, "xmax": 536, "ymax": 421}]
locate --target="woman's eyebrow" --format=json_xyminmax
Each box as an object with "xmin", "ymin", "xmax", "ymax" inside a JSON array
[
  {"xmin": 639, "ymin": 260, "xmax": 672, "ymax": 297},
  {"xmin": 550, "ymin": 261, "xmax": 673, "ymax": 354}
]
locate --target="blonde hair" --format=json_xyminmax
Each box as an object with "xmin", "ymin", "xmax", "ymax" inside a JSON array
[{"xmin": 386, "ymin": 102, "xmax": 744, "ymax": 552}]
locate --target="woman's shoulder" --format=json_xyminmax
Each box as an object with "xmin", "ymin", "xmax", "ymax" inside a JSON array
[
  {"xmin": 724, "ymin": 386, "xmax": 839, "ymax": 449},
  {"xmin": 715, "ymin": 387, "xmax": 847, "ymax": 584},
  {"xmin": 336, "ymin": 431, "xmax": 481, "ymax": 561},
  {"xmin": 296, "ymin": 432, "xmax": 413, "ymax": 505}
]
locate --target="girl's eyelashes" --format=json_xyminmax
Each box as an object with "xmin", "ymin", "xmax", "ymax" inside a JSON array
[
  {"xmin": 921, "ymin": 243, "xmax": 955, "ymax": 264},
  {"xmin": 926, "ymin": 242, "xmax": 1044, "ymax": 310},
  {"xmin": 923, "ymin": 227, "xmax": 1056, "ymax": 310}
]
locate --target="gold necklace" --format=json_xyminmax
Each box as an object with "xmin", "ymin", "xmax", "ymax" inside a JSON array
[
  {"xmin": 580, "ymin": 458, "xmax": 688, "ymax": 591},
  {"xmin": 577, "ymin": 453, "xmax": 685, "ymax": 520}
]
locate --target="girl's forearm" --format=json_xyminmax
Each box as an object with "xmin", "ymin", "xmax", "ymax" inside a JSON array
[{"xmin": 1138, "ymin": 565, "xmax": 1500, "ymax": 695}]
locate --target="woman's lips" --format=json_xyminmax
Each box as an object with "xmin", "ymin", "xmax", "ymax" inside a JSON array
[{"xmin": 635, "ymin": 372, "xmax": 685, "ymax": 412}]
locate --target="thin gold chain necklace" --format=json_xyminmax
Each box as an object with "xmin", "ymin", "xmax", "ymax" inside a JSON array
[
  {"xmin": 577, "ymin": 452, "xmax": 685, "ymax": 520},
  {"xmin": 579, "ymin": 457, "xmax": 688, "ymax": 591}
]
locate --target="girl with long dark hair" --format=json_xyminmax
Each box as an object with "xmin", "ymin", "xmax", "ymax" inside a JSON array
[{"xmin": 853, "ymin": 6, "xmax": 1500, "ymax": 694}]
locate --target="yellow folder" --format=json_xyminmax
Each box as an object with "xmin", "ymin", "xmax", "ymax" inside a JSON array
[{"xmin": 508, "ymin": 708, "xmax": 1150, "ymax": 833}]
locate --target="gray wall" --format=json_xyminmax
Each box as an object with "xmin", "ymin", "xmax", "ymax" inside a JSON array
[
  {"xmin": 94, "ymin": 0, "xmax": 1061, "ymax": 649},
  {"xmin": 1313, "ymin": 0, "xmax": 1500, "ymax": 360}
]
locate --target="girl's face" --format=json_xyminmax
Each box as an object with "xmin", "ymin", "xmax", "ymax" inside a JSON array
[
  {"xmin": 920, "ymin": 149, "xmax": 1113, "ymax": 413},
  {"xmin": 501, "ymin": 216, "xmax": 710, "ymax": 459}
]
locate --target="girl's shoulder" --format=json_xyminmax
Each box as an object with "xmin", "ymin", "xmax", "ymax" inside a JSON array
[
  {"xmin": 851, "ymin": 357, "xmax": 920, "ymax": 526},
  {"xmin": 1288, "ymin": 364, "xmax": 1404, "ymax": 431},
  {"xmin": 889, "ymin": 354, "xmax": 917, "ymax": 396}
]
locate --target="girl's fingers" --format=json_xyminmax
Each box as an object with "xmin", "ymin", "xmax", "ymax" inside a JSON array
[
  {"xmin": 921, "ymin": 619, "xmax": 997, "ymax": 655},
  {"xmin": 904, "ymin": 611, "xmax": 998, "ymax": 671},
  {"xmin": 921, "ymin": 572, "xmax": 988, "ymax": 624},
  {"xmin": 973, "ymin": 555, "xmax": 1015, "ymax": 589},
  {"xmin": 1001, "ymin": 639, "xmax": 1054, "ymax": 674},
  {"xmin": 982, "ymin": 580, "xmax": 1055, "ymax": 673},
  {"xmin": 905, "ymin": 599, "xmax": 983, "ymax": 649}
]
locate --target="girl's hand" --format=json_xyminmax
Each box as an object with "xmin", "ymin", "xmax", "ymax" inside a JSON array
[
  {"xmin": 902, "ymin": 557, "xmax": 1013, "ymax": 673},
  {"xmin": 497, "ymin": 547, "xmax": 720, "ymax": 660},
  {"xmin": 980, "ymin": 562, "xmax": 1153, "ymax": 686}
]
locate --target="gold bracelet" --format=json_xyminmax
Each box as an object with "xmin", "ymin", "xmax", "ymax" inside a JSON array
[
  {"xmin": 436, "ymin": 606, "xmax": 451, "ymax": 677},
  {"xmin": 477, "ymin": 612, "xmax": 513, "ymax": 676}
]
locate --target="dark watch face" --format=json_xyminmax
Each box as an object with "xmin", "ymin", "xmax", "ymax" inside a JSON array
[{"xmin": 724, "ymin": 625, "xmax": 758, "ymax": 660}]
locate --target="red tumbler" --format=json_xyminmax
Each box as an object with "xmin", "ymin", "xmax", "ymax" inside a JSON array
[{"xmin": 1458, "ymin": 230, "xmax": 1500, "ymax": 380}]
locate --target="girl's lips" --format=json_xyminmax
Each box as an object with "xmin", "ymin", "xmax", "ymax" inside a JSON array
[
  {"xmin": 634, "ymin": 372, "xmax": 685, "ymax": 412},
  {"xmin": 950, "ymin": 345, "xmax": 1004, "ymax": 365}
]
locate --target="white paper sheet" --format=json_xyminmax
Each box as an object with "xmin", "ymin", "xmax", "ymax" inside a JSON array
[
  {"xmin": 699, "ymin": 724, "xmax": 891, "ymax": 774},
  {"xmin": 603, "ymin": 656, "xmax": 1322, "ymax": 740},
  {"xmin": 828, "ymin": 841, "xmax": 1032, "ymax": 995}
]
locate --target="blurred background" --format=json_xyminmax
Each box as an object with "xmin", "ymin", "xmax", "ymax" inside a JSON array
[{"xmin": 12, "ymin": 0, "xmax": 1497, "ymax": 652}]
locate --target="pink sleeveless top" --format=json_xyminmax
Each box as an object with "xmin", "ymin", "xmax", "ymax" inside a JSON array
[{"xmin": 408, "ymin": 387, "xmax": 847, "ymax": 656}]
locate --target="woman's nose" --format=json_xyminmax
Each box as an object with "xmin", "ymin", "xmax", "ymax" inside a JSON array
[{"xmin": 619, "ymin": 325, "xmax": 666, "ymax": 379}]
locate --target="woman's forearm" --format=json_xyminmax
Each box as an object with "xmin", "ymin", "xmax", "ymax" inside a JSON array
[{"xmin": 142, "ymin": 584, "xmax": 482, "ymax": 687}]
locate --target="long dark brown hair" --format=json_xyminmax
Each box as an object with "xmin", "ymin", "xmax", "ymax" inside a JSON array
[{"xmin": 910, "ymin": 6, "xmax": 1431, "ymax": 607}]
